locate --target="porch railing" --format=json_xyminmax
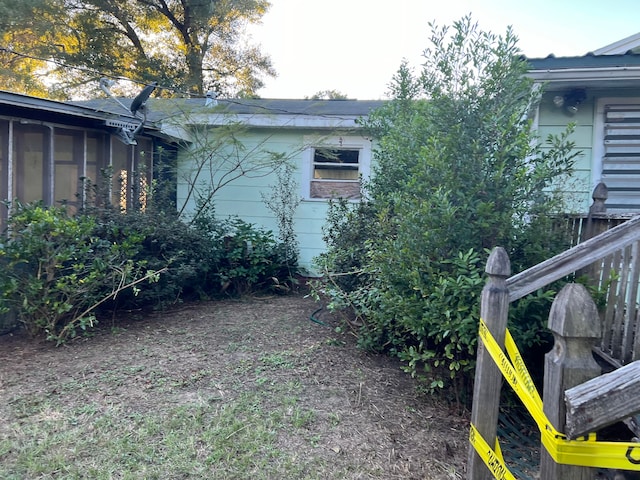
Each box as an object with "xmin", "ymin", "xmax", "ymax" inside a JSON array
[{"xmin": 468, "ymin": 182, "xmax": 640, "ymax": 479}]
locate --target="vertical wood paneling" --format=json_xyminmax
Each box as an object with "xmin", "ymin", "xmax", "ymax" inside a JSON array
[
  {"xmin": 560, "ymin": 214, "xmax": 640, "ymax": 365},
  {"xmin": 611, "ymin": 247, "xmax": 630, "ymax": 360},
  {"xmin": 622, "ymin": 241, "xmax": 640, "ymax": 362}
]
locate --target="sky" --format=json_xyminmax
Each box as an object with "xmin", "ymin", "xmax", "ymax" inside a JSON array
[{"xmin": 248, "ymin": 0, "xmax": 640, "ymax": 99}]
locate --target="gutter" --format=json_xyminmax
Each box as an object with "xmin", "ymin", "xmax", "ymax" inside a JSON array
[
  {"xmin": 158, "ymin": 113, "xmax": 366, "ymax": 143},
  {"xmin": 527, "ymin": 66, "xmax": 640, "ymax": 83}
]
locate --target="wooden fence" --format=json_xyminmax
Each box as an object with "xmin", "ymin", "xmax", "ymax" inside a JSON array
[
  {"xmin": 561, "ymin": 183, "xmax": 640, "ymax": 367},
  {"xmin": 468, "ymin": 183, "xmax": 640, "ymax": 479}
]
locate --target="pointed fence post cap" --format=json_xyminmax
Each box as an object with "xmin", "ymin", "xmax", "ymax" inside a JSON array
[
  {"xmin": 592, "ymin": 182, "xmax": 608, "ymax": 203},
  {"xmin": 485, "ymin": 246, "xmax": 511, "ymax": 278},
  {"xmin": 548, "ymin": 283, "xmax": 600, "ymax": 338},
  {"xmin": 590, "ymin": 182, "xmax": 608, "ymax": 215}
]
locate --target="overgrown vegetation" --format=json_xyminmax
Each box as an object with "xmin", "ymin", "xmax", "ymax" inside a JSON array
[
  {"xmin": 311, "ymin": 17, "xmax": 579, "ymax": 403},
  {"xmin": 262, "ymin": 162, "xmax": 301, "ymax": 286},
  {"xmin": 0, "ymin": 103, "xmax": 302, "ymax": 343},
  {"xmin": 0, "ymin": 202, "xmax": 158, "ymax": 344},
  {"xmin": 0, "ymin": 199, "xmax": 295, "ymax": 344}
]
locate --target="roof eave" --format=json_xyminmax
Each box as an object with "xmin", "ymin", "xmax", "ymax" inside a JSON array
[
  {"xmin": 200, "ymin": 113, "xmax": 364, "ymax": 128},
  {"xmin": 0, "ymin": 91, "xmax": 127, "ymax": 122},
  {"xmin": 159, "ymin": 113, "xmax": 367, "ymax": 141},
  {"xmin": 527, "ymin": 67, "xmax": 640, "ymax": 90}
]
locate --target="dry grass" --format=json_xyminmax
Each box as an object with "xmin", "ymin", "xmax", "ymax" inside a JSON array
[{"xmin": 0, "ymin": 294, "xmax": 468, "ymax": 479}]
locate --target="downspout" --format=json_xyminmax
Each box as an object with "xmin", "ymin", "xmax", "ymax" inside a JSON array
[
  {"xmin": 46, "ymin": 123, "xmax": 54, "ymax": 206},
  {"xmin": 81, "ymin": 131, "xmax": 88, "ymax": 209},
  {"xmin": 7, "ymin": 120, "xmax": 13, "ymax": 203}
]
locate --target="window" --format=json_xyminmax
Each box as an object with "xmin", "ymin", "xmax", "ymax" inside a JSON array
[
  {"xmin": 303, "ymin": 136, "xmax": 371, "ymax": 200},
  {"xmin": 594, "ymin": 99, "xmax": 640, "ymax": 212}
]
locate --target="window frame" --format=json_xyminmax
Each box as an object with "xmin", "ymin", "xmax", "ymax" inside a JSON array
[{"xmin": 301, "ymin": 135, "xmax": 372, "ymax": 201}]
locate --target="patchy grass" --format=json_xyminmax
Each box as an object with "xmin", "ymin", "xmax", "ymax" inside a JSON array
[
  {"xmin": 0, "ymin": 295, "xmax": 467, "ymax": 479},
  {"xmin": 3, "ymin": 390, "xmax": 333, "ymax": 479}
]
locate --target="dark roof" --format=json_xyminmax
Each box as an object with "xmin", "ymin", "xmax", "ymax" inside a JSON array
[
  {"xmin": 0, "ymin": 89, "xmax": 149, "ymax": 130},
  {"xmin": 209, "ymin": 98, "xmax": 387, "ymax": 116},
  {"xmin": 526, "ymin": 51, "xmax": 640, "ymax": 70},
  {"xmin": 73, "ymin": 97, "xmax": 387, "ymax": 120},
  {"xmin": 2, "ymin": 91, "xmax": 385, "ymax": 140}
]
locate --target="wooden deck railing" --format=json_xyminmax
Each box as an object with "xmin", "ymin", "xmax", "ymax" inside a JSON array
[
  {"xmin": 550, "ymin": 184, "xmax": 640, "ymax": 366},
  {"xmin": 468, "ymin": 183, "xmax": 640, "ymax": 479}
]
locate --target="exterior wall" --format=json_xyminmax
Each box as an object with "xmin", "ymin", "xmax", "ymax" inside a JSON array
[
  {"xmin": 537, "ymin": 88, "xmax": 640, "ymax": 213},
  {"xmin": 536, "ymin": 95, "xmax": 595, "ymax": 213},
  {"xmin": 176, "ymin": 128, "xmax": 371, "ymax": 274}
]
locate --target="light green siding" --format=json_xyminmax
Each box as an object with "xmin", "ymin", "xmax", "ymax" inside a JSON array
[
  {"xmin": 536, "ymin": 89, "xmax": 640, "ymax": 213},
  {"xmin": 177, "ymin": 128, "xmax": 366, "ymax": 274},
  {"xmin": 536, "ymin": 96, "xmax": 595, "ymax": 213}
]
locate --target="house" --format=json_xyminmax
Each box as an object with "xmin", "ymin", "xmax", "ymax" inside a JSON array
[
  {"xmin": 1, "ymin": 92, "xmax": 383, "ymax": 273},
  {"xmin": 526, "ymin": 32, "xmax": 640, "ymax": 213},
  {"xmin": 0, "ymin": 90, "xmax": 175, "ymax": 229},
  {"xmin": 10, "ymin": 29, "xmax": 640, "ymax": 276},
  {"xmin": 160, "ymin": 98, "xmax": 385, "ymax": 274}
]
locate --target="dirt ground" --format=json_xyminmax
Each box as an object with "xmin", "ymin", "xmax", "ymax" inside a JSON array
[{"xmin": 0, "ymin": 294, "xmax": 469, "ymax": 479}]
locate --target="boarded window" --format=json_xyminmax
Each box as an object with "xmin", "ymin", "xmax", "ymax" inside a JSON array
[
  {"xmin": 602, "ymin": 105, "xmax": 640, "ymax": 211},
  {"xmin": 310, "ymin": 148, "xmax": 361, "ymax": 199}
]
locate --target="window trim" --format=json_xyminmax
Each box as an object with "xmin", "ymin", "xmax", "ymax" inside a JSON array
[{"xmin": 301, "ymin": 135, "xmax": 372, "ymax": 201}]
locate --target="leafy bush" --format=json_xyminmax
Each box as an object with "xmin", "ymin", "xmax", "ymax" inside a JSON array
[
  {"xmin": 89, "ymin": 208, "xmax": 214, "ymax": 310},
  {"xmin": 214, "ymin": 217, "xmax": 294, "ymax": 295},
  {"xmin": 0, "ymin": 199, "xmax": 296, "ymax": 343},
  {"xmin": 91, "ymin": 207, "xmax": 296, "ymax": 310},
  {"xmin": 312, "ymin": 17, "xmax": 578, "ymax": 402},
  {"xmin": 0, "ymin": 203, "xmax": 153, "ymax": 343}
]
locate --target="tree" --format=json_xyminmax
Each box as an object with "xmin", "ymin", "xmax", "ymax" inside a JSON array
[
  {"xmin": 0, "ymin": 0, "xmax": 275, "ymax": 98},
  {"xmin": 313, "ymin": 17, "xmax": 579, "ymax": 401},
  {"xmin": 0, "ymin": 0, "xmax": 63, "ymax": 96},
  {"xmin": 306, "ymin": 89, "xmax": 349, "ymax": 100}
]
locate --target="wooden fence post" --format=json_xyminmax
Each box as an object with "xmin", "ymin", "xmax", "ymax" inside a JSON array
[
  {"xmin": 467, "ymin": 247, "xmax": 511, "ymax": 480},
  {"xmin": 580, "ymin": 182, "xmax": 608, "ymax": 283},
  {"xmin": 589, "ymin": 182, "xmax": 608, "ymax": 215},
  {"xmin": 540, "ymin": 283, "xmax": 601, "ymax": 479}
]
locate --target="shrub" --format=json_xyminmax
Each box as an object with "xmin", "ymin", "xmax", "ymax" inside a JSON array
[
  {"xmin": 89, "ymin": 208, "xmax": 215, "ymax": 310},
  {"xmin": 91, "ymin": 208, "xmax": 296, "ymax": 310},
  {"xmin": 0, "ymin": 201, "xmax": 295, "ymax": 343},
  {"xmin": 0, "ymin": 202, "xmax": 153, "ymax": 343},
  {"xmin": 312, "ymin": 17, "xmax": 578, "ymax": 402},
  {"xmin": 214, "ymin": 217, "xmax": 294, "ymax": 295}
]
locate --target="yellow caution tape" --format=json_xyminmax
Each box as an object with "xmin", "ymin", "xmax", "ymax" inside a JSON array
[
  {"xmin": 504, "ymin": 328, "xmax": 542, "ymax": 410},
  {"xmin": 469, "ymin": 423, "xmax": 517, "ymax": 480},
  {"xmin": 473, "ymin": 318, "xmax": 640, "ymax": 472}
]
